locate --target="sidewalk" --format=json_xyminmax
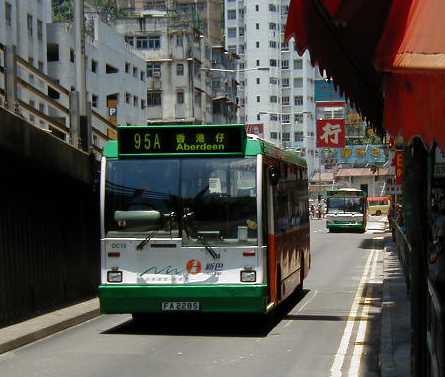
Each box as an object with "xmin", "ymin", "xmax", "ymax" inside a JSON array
[
  {"xmin": 380, "ymin": 241, "xmax": 411, "ymax": 377},
  {"xmin": 0, "ymin": 298, "xmax": 100, "ymax": 355}
]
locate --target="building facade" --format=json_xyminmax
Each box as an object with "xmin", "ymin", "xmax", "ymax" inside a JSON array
[
  {"xmin": 224, "ymin": 0, "xmax": 318, "ymax": 175},
  {"xmin": 114, "ymin": 2, "xmax": 237, "ymax": 125},
  {"xmin": 0, "ymin": 0, "xmax": 52, "ymax": 127},
  {"xmin": 46, "ymin": 15, "xmax": 147, "ymax": 149}
]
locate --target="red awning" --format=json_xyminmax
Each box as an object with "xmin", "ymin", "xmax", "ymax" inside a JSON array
[{"xmin": 286, "ymin": 0, "xmax": 445, "ymax": 149}]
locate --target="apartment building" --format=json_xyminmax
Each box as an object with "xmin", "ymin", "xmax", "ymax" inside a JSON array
[
  {"xmin": 47, "ymin": 15, "xmax": 147, "ymax": 144},
  {"xmin": 224, "ymin": 0, "xmax": 319, "ymax": 175},
  {"xmin": 0, "ymin": 0, "xmax": 52, "ymax": 127},
  {"xmin": 114, "ymin": 2, "xmax": 237, "ymax": 124}
]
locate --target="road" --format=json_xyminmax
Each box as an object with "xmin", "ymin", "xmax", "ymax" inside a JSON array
[{"xmin": 0, "ymin": 218, "xmax": 386, "ymax": 377}]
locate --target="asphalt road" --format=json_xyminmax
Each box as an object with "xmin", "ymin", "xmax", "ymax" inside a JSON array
[{"xmin": 0, "ymin": 219, "xmax": 385, "ymax": 377}]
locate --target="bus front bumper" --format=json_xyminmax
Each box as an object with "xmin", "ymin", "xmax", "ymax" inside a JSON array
[{"xmin": 99, "ymin": 284, "xmax": 269, "ymax": 314}]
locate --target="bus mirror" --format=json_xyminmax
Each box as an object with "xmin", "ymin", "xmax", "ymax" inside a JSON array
[{"xmin": 269, "ymin": 167, "xmax": 280, "ymax": 186}]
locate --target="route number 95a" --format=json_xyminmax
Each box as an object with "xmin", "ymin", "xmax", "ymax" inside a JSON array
[{"xmin": 134, "ymin": 133, "xmax": 161, "ymax": 151}]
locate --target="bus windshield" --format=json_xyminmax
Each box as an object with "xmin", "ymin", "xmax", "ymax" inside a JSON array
[
  {"xmin": 327, "ymin": 197, "xmax": 364, "ymax": 213},
  {"xmin": 105, "ymin": 158, "xmax": 258, "ymax": 245}
]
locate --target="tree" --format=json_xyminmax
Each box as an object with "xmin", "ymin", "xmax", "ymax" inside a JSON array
[{"xmin": 52, "ymin": 0, "xmax": 126, "ymax": 24}]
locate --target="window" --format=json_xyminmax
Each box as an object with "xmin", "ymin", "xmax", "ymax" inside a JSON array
[
  {"xmin": 92, "ymin": 94, "xmax": 98, "ymax": 108},
  {"xmin": 176, "ymin": 63, "xmax": 184, "ymax": 76},
  {"xmin": 256, "ymin": 78, "xmax": 260, "ymax": 84},
  {"xmin": 27, "ymin": 14, "xmax": 33, "ymax": 36},
  {"xmin": 134, "ymin": 96, "xmax": 138, "ymax": 107},
  {"xmin": 256, "ymin": 41, "xmax": 260, "ymax": 48},
  {"xmin": 256, "ymin": 23, "xmax": 259, "ymax": 30},
  {"xmin": 269, "ymin": 23, "xmax": 276, "ymax": 30},
  {"xmin": 125, "ymin": 35, "xmax": 134, "ymax": 46},
  {"xmin": 239, "ymin": 44, "xmax": 245, "ymax": 53},
  {"xmin": 37, "ymin": 20, "xmax": 43, "ymax": 41},
  {"xmin": 147, "ymin": 63, "xmax": 161, "ymax": 77},
  {"xmin": 255, "ymin": 5, "xmax": 259, "ymax": 11},
  {"xmin": 282, "ymin": 96, "xmax": 290, "ymax": 105},
  {"xmin": 176, "ymin": 35, "xmax": 183, "ymax": 47},
  {"xmin": 295, "ymin": 113, "xmax": 303, "ymax": 123},
  {"xmin": 125, "ymin": 62, "xmax": 130, "ymax": 73},
  {"xmin": 239, "ymin": 8, "xmax": 244, "ymax": 17},
  {"xmin": 38, "ymin": 103, "xmax": 45, "ymax": 113},
  {"xmin": 269, "ymin": 4, "xmax": 277, "ymax": 11},
  {"xmin": 281, "ymin": 41, "xmax": 288, "ymax": 50},
  {"xmin": 106, "ymin": 64, "xmax": 118, "ymax": 73},
  {"xmin": 294, "ymin": 78, "xmax": 303, "ymax": 87},
  {"xmin": 239, "ymin": 63, "xmax": 245, "ymax": 69},
  {"xmin": 282, "ymin": 114, "xmax": 290, "ymax": 123},
  {"xmin": 270, "ymin": 59, "xmax": 277, "ymax": 67},
  {"xmin": 147, "ymin": 91, "xmax": 162, "ymax": 106},
  {"xmin": 228, "ymin": 27, "xmax": 237, "ymax": 38},
  {"xmin": 133, "ymin": 66, "xmax": 138, "ymax": 78},
  {"xmin": 270, "ymin": 132, "xmax": 278, "ymax": 139},
  {"xmin": 239, "ymin": 27, "xmax": 244, "ymax": 36},
  {"xmin": 295, "ymin": 131, "xmax": 304, "ymax": 142},
  {"xmin": 148, "ymin": 36, "xmax": 161, "ymax": 49},
  {"xmin": 228, "ymin": 45, "xmax": 237, "ymax": 53},
  {"xmin": 5, "ymin": 2, "xmax": 12, "ymax": 26},
  {"xmin": 282, "ymin": 132, "xmax": 290, "ymax": 141},
  {"xmin": 256, "ymin": 59, "xmax": 260, "ymax": 66},
  {"xmin": 282, "ymin": 78, "xmax": 289, "ymax": 87},
  {"xmin": 256, "ymin": 96, "xmax": 260, "ymax": 103},
  {"xmin": 92, "ymin": 134, "xmax": 98, "ymax": 147},
  {"xmin": 281, "ymin": 60, "xmax": 289, "ymax": 69},
  {"xmin": 177, "ymin": 90, "xmax": 184, "ymax": 104},
  {"xmin": 38, "ymin": 61, "xmax": 44, "ymax": 72},
  {"xmin": 92, "ymin": 59, "xmax": 97, "ymax": 73},
  {"xmin": 136, "ymin": 36, "xmax": 148, "ymax": 49},
  {"xmin": 270, "ymin": 77, "xmax": 278, "ymax": 85},
  {"xmin": 140, "ymin": 71, "xmax": 145, "ymax": 81},
  {"xmin": 269, "ymin": 40, "xmax": 277, "ymax": 48},
  {"xmin": 282, "ymin": 5, "xmax": 289, "ymax": 14},
  {"xmin": 294, "ymin": 96, "xmax": 303, "ymax": 106},
  {"xmin": 70, "ymin": 49, "xmax": 75, "ymax": 63},
  {"xmin": 294, "ymin": 59, "xmax": 303, "ymax": 69},
  {"xmin": 227, "ymin": 9, "xmax": 236, "ymax": 19},
  {"xmin": 270, "ymin": 114, "xmax": 278, "ymax": 121},
  {"xmin": 270, "ymin": 95, "xmax": 278, "ymax": 103},
  {"xmin": 125, "ymin": 92, "xmax": 131, "ymax": 104},
  {"xmin": 141, "ymin": 99, "xmax": 146, "ymax": 109}
]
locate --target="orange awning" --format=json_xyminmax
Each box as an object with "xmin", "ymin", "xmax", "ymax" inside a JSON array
[{"xmin": 286, "ymin": 0, "xmax": 445, "ymax": 149}]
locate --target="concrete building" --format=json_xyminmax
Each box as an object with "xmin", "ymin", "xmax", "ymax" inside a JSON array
[
  {"xmin": 114, "ymin": 4, "xmax": 237, "ymax": 124},
  {"xmin": 224, "ymin": 0, "xmax": 318, "ymax": 175},
  {"xmin": 46, "ymin": 15, "xmax": 147, "ymax": 147},
  {"xmin": 0, "ymin": 0, "xmax": 52, "ymax": 126}
]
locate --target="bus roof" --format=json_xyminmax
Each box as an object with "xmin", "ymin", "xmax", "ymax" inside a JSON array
[
  {"xmin": 327, "ymin": 188, "xmax": 366, "ymax": 196},
  {"xmin": 103, "ymin": 124, "xmax": 307, "ymax": 168}
]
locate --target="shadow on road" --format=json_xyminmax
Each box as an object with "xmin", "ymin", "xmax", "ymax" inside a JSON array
[{"xmin": 102, "ymin": 289, "xmax": 310, "ymax": 338}]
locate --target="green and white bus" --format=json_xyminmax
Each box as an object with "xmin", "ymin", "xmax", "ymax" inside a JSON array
[
  {"xmin": 99, "ymin": 124, "xmax": 310, "ymax": 317},
  {"xmin": 326, "ymin": 188, "xmax": 367, "ymax": 232}
]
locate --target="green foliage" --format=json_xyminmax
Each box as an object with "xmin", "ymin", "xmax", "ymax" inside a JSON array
[{"xmin": 52, "ymin": 0, "xmax": 126, "ymax": 24}]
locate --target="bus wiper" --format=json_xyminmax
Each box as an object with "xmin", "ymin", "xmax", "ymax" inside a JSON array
[
  {"xmin": 136, "ymin": 231, "xmax": 153, "ymax": 250},
  {"xmin": 197, "ymin": 235, "xmax": 220, "ymax": 259}
]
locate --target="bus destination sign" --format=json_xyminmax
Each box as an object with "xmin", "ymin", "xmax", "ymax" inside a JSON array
[{"xmin": 117, "ymin": 125, "xmax": 244, "ymax": 156}]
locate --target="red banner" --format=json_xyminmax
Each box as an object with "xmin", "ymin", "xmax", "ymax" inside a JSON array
[
  {"xmin": 395, "ymin": 150, "xmax": 404, "ymax": 185},
  {"xmin": 316, "ymin": 119, "xmax": 345, "ymax": 148},
  {"xmin": 245, "ymin": 123, "xmax": 264, "ymax": 137}
]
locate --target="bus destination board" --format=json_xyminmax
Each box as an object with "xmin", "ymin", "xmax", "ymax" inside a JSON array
[{"xmin": 118, "ymin": 125, "xmax": 245, "ymax": 157}]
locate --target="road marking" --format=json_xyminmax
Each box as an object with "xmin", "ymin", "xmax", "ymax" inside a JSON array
[
  {"xmin": 329, "ymin": 249, "xmax": 376, "ymax": 377},
  {"xmin": 347, "ymin": 248, "xmax": 379, "ymax": 377}
]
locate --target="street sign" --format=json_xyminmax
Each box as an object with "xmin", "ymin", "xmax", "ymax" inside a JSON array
[{"xmin": 395, "ymin": 150, "xmax": 404, "ymax": 184}]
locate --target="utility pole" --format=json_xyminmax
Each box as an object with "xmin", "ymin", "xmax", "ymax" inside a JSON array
[{"xmin": 74, "ymin": 0, "xmax": 91, "ymax": 151}]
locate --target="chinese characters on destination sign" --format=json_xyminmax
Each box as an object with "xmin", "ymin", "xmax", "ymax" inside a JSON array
[
  {"xmin": 395, "ymin": 150, "xmax": 404, "ymax": 184},
  {"xmin": 316, "ymin": 119, "xmax": 346, "ymax": 148},
  {"xmin": 117, "ymin": 126, "xmax": 243, "ymax": 156}
]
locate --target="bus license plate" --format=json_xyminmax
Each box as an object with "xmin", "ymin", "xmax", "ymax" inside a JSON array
[{"xmin": 161, "ymin": 302, "xmax": 200, "ymax": 311}]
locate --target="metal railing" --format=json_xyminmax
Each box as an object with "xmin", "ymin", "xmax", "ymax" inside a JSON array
[
  {"xmin": 391, "ymin": 220, "xmax": 412, "ymax": 290},
  {"xmin": 427, "ymin": 279, "xmax": 444, "ymax": 377},
  {"xmin": 0, "ymin": 43, "xmax": 116, "ymax": 156}
]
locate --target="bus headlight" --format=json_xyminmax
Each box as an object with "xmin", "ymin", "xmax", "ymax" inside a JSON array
[
  {"xmin": 107, "ymin": 270, "xmax": 122, "ymax": 283},
  {"xmin": 240, "ymin": 270, "xmax": 256, "ymax": 282}
]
